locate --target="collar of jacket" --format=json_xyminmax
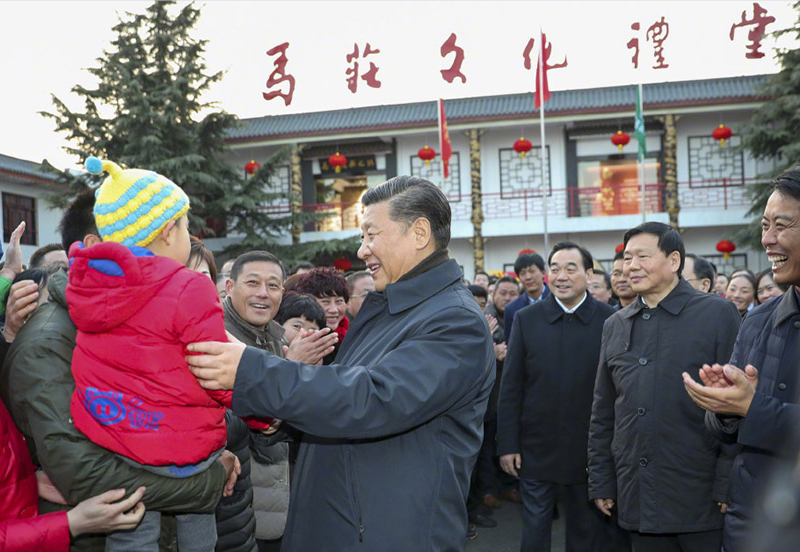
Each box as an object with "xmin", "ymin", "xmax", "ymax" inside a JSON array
[
  {"xmin": 544, "ymin": 291, "xmax": 596, "ymax": 324},
  {"xmin": 384, "ymin": 257, "xmax": 462, "ymax": 315},
  {"xmin": 223, "ymin": 295, "xmax": 285, "ymax": 352},
  {"xmin": 773, "ymin": 286, "xmax": 800, "ymax": 327},
  {"xmin": 620, "ymin": 277, "xmax": 694, "ymax": 319},
  {"xmin": 48, "ymin": 268, "xmax": 68, "ymax": 308}
]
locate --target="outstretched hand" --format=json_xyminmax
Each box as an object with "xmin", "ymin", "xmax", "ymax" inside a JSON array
[
  {"xmin": 66, "ymin": 486, "xmax": 146, "ymax": 537},
  {"xmin": 284, "ymin": 327, "xmax": 337, "ymax": 364},
  {"xmin": 682, "ymin": 364, "xmax": 759, "ymax": 417},
  {"xmin": 186, "ymin": 341, "xmax": 246, "ymax": 390},
  {"xmin": 4, "ymin": 280, "xmax": 40, "ymax": 342},
  {"xmin": 0, "ymin": 221, "xmax": 25, "ymax": 281}
]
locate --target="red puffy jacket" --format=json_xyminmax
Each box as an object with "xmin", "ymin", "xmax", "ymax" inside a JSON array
[
  {"xmin": 67, "ymin": 242, "xmax": 233, "ymax": 467},
  {"xmin": 0, "ymin": 397, "xmax": 70, "ymax": 551}
]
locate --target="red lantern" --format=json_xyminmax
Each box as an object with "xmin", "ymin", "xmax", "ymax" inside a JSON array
[
  {"xmin": 418, "ymin": 146, "xmax": 436, "ymax": 165},
  {"xmin": 333, "ymin": 257, "xmax": 352, "ymax": 272},
  {"xmin": 518, "ymin": 248, "xmax": 536, "ymax": 256},
  {"xmin": 611, "ymin": 130, "xmax": 630, "ymax": 152},
  {"xmin": 328, "ymin": 152, "xmax": 348, "ymax": 173},
  {"xmin": 712, "ymin": 124, "xmax": 733, "ymax": 147},
  {"xmin": 245, "ymin": 160, "xmax": 261, "ymax": 175},
  {"xmin": 716, "ymin": 239, "xmax": 736, "ymax": 260},
  {"xmin": 513, "ymin": 137, "xmax": 533, "ymax": 159},
  {"xmin": 615, "ymin": 243, "xmax": 625, "ymax": 254}
]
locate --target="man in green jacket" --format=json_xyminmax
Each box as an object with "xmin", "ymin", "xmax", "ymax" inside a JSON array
[{"xmin": 0, "ymin": 189, "xmax": 237, "ymax": 551}]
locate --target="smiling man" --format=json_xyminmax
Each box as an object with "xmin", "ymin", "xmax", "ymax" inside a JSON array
[
  {"xmin": 186, "ymin": 175, "xmax": 495, "ymax": 550},
  {"xmin": 503, "ymin": 252, "xmax": 550, "ymax": 343},
  {"xmin": 588, "ymin": 222, "xmax": 741, "ymax": 552},
  {"xmin": 682, "ymin": 168, "xmax": 800, "ymax": 552},
  {"xmin": 498, "ymin": 242, "xmax": 620, "ymax": 551},
  {"xmin": 610, "ymin": 250, "xmax": 636, "ymax": 309}
]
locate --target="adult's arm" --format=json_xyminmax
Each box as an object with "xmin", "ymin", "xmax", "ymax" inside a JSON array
[
  {"xmin": 232, "ymin": 305, "xmax": 494, "ymax": 440},
  {"xmin": 496, "ymin": 316, "xmax": 526, "ymax": 456},
  {"xmin": 711, "ymin": 301, "xmax": 742, "ymax": 501},
  {"xmin": 587, "ymin": 321, "xmax": 617, "ymax": 501},
  {"xmin": 0, "ymin": 511, "xmax": 70, "ymax": 552},
  {"xmin": 5, "ymin": 334, "xmax": 226, "ymax": 512},
  {"xmin": 737, "ymin": 393, "xmax": 800, "ymax": 456}
]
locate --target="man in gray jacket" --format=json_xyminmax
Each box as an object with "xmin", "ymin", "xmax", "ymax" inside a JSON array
[
  {"xmin": 187, "ymin": 176, "xmax": 496, "ymax": 551},
  {"xmin": 588, "ymin": 222, "xmax": 741, "ymax": 552}
]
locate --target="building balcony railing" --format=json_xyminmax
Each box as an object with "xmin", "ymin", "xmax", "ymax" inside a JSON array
[{"xmin": 260, "ymin": 178, "xmax": 760, "ymax": 232}]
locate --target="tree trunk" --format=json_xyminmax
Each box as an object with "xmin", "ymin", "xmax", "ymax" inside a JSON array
[
  {"xmin": 468, "ymin": 129, "xmax": 486, "ymax": 273},
  {"xmin": 290, "ymin": 145, "xmax": 304, "ymax": 245}
]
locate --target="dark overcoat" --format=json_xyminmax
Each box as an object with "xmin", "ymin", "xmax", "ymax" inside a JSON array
[
  {"xmin": 705, "ymin": 288, "xmax": 800, "ymax": 552},
  {"xmin": 230, "ymin": 259, "xmax": 495, "ymax": 551},
  {"xmin": 587, "ymin": 279, "xmax": 741, "ymax": 533},
  {"xmin": 497, "ymin": 292, "xmax": 616, "ymax": 483}
]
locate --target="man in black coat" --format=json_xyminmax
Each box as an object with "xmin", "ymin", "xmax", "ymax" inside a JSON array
[
  {"xmin": 683, "ymin": 169, "xmax": 800, "ymax": 552},
  {"xmin": 498, "ymin": 241, "xmax": 620, "ymax": 551},
  {"xmin": 588, "ymin": 222, "xmax": 741, "ymax": 552},
  {"xmin": 186, "ymin": 176, "xmax": 495, "ymax": 551}
]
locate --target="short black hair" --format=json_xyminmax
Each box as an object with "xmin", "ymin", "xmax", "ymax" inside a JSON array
[
  {"xmin": 346, "ymin": 270, "xmax": 371, "ymax": 294},
  {"xmin": 598, "ymin": 271, "xmax": 612, "ymax": 291},
  {"xmin": 548, "ymin": 241, "xmax": 594, "ymax": 272},
  {"xmin": 514, "ymin": 252, "xmax": 545, "ymax": 275},
  {"xmin": 290, "ymin": 261, "xmax": 315, "ymax": 275},
  {"xmin": 685, "ymin": 253, "xmax": 714, "ymax": 285},
  {"xmin": 28, "ymin": 243, "xmax": 65, "ymax": 269},
  {"xmin": 59, "ymin": 189, "xmax": 98, "ymax": 252},
  {"xmin": 623, "ymin": 221, "xmax": 685, "ymax": 274},
  {"xmin": 274, "ymin": 292, "xmax": 327, "ymax": 330},
  {"xmin": 231, "ymin": 250, "xmax": 286, "ymax": 282},
  {"xmin": 361, "ymin": 175, "xmax": 451, "ymax": 250},
  {"xmin": 731, "ymin": 268, "xmax": 755, "ymax": 280},
  {"xmin": 613, "ymin": 250, "xmax": 625, "ymax": 262},
  {"xmin": 467, "ymin": 284, "xmax": 488, "ymax": 300},
  {"xmin": 474, "ymin": 270, "xmax": 489, "ymax": 279},
  {"xmin": 772, "ymin": 167, "xmax": 800, "ymax": 203},
  {"xmin": 495, "ymin": 276, "xmax": 520, "ymax": 290}
]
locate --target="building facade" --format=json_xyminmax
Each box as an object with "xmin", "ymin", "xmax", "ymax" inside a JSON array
[{"xmin": 221, "ymin": 75, "xmax": 774, "ymax": 279}]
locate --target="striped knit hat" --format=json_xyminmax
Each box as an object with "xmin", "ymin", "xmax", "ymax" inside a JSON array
[{"xmin": 85, "ymin": 157, "xmax": 190, "ymax": 247}]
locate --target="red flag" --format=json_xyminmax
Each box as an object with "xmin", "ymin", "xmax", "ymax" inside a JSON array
[
  {"xmin": 534, "ymin": 31, "xmax": 549, "ymax": 110},
  {"xmin": 438, "ymin": 98, "xmax": 452, "ymax": 179}
]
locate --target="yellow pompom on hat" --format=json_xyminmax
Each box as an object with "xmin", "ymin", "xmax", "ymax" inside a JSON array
[{"xmin": 86, "ymin": 156, "xmax": 190, "ymax": 247}]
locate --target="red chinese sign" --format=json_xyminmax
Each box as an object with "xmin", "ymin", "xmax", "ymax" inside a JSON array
[
  {"xmin": 523, "ymin": 32, "xmax": 567, "ymax": 109},
  {"xmin": 440, "ymin": 33, "xmax": 466, "ymax": 84},
  {"xmin": 730, "ymin": 2, "xmax": 775, "ymax": 59},
  {"xmin": 627, "ymin": 17, "xmax": 670, "ymax": 69},
  {"xmin": 346, "ymin": 43, "xmax": 382, "ymax": 93},
  {"xmin": 263, "ymin": 42, "xmax": 295, "ymax": 106}
]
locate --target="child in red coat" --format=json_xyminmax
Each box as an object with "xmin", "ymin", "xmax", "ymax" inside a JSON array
[{"xmin": 68, "ymin": 157, "xmax": 267, "ymax": 551}]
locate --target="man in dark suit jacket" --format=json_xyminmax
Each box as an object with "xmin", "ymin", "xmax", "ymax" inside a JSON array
[
  {"xmin": 503, "ymin": 252, "xmax": 550, "ymax": 344},
  {"xmin": 498, "ymin": 241, "xmax": 622, "ymax": 552}
]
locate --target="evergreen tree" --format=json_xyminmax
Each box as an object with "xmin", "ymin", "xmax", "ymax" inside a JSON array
[
  {"xmin": 739, "ymin": 1, "xmax": 800, "ymax": 246},
  {"xmin": 40, "ymin": 1, "xmax": 285, "ymax": 244}
]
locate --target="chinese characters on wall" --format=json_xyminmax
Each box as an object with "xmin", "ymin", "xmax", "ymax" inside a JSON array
[{"xmin": 263, "ymin": 4, "xmax": 777, "ymax": 107}]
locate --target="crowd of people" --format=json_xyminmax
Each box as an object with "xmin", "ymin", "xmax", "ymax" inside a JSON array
[{"xmin": 0, "ymin": 159, "xmax": 798, "ymax": 552}]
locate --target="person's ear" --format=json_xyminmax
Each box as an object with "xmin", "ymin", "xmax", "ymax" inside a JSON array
[
  {"xmin": 701, "ymin": 278, "xmax": 712, "ymax": 293},
  {"xmin": 225, "ymin": 277, "xmax": 235, "ymax": 296},
  {"xmin": 586, "ymin": 268, "xmax": 594, "ymax": 279},
  {"xmin": 158, "ymin": 220, "xmax": 178, "ymax": 246},
  {"xmin": 83, "ymin": 234, "xmax": 102, "ymax": 247},
  {"xmin": 669, "ymin": 251, "xmax": 681, "ymax": 273},
  {"xmin": 411, "ymin": 217, "xmax": 433, "ymax": 250}
]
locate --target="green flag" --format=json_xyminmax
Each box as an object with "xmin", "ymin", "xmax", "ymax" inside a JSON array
[{"xmin": 635, "ymin": 84, "xmax": 646, "ymax": 163}]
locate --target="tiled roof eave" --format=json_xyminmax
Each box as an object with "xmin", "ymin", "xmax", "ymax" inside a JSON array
[
  {"xmin": 227, "ymin": 94, "xmax": 767, "ymax": 145},
  {"xmin": 0, "ymin": 167, "xmax": 60, "ymax": 185}
]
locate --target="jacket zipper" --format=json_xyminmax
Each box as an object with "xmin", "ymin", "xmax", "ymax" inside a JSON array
[{"xmin": 347, "ymin": 448, "xmax": 365, "ymax": 542}]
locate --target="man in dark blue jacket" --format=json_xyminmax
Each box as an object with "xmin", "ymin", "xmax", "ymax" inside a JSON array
[
  {"xmin": 684, "ymin": 168, "xmax": 800, "ymax": 552},
  {"xmin": 498, "ymin": 241, "xmax": 622, "ymax": 551},
  {"xmin": 503, "ymin": 251, "xmax": 550, "ymax": 344},
  {"xmin": 187, "ymin": 176, "xmax": 496, "ymax": 551}
]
